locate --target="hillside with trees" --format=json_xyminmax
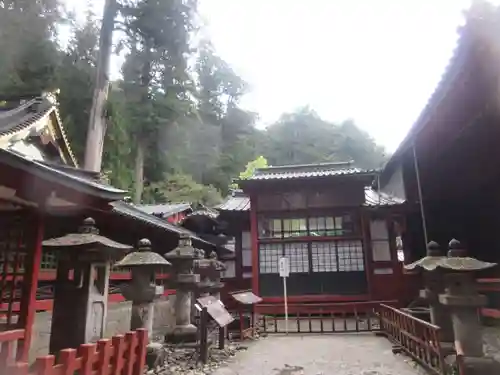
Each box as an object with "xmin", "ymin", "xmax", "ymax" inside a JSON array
[{"xmin": 0, "ymin": 0, "xmax": 387, "ymax": 206}]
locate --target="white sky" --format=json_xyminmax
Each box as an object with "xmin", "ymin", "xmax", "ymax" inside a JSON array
[{"xmin": 64, "ymin": 0, "xmax": 498, "ymax": 152}]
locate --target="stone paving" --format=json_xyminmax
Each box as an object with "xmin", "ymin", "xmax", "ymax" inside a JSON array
[{"xmin": 211, "ymin": 334, "xmax": 426, "ymax": 375}]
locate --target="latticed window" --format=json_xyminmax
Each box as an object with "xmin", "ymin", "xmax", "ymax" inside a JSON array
[
  {"xmin": 40, "ymin": 250, "xmax": 57, "ymax": 270},
  {"xmin": 258, "ymin": 217, "xmax": 282, "ymax": 238},
  {"xmin": 337, "ymin": 240, "xmax": 364, "ymax": 271},
  {"xmin": 284, "ymin": 242, "xmax": 309, "ymax": 273},
  {"xmin": 308, "ymin": 214, "xmax": 355, "ymax": 237},
  {"xmin": 259, "ymin": 243, "xmax": 282, "ymax": 274},
  {"xmin": 311, "ymin": 241, "xmax": 337, "ymax": 272},
  {"xmin": 310, "ymin": 240, "xmax": 365, "ymax": 272}
]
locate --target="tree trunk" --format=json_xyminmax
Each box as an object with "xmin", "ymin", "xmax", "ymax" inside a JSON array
[
  {"xmin": 134, "ymin": 139, "xmax": 145, "ymax": 204},
  {"xmin": 84, "ymin": 0, "xmax": 116, "ymax": 172},
  {"xmin": 133, "ymin": 41, "xmax": 153, "ymax": 204}
]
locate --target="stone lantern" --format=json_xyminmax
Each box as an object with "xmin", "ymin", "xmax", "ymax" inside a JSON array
[
  {"xmin": 404, "ymin": 241, "xmax": 454, "ymax": 344},
  {"xmin": 115, "ymin": 238, "xmax": 171, "ymax": 340},
  {"xmin": 43, "ymin": 218, "xmax": 132, "ymax": 354},
  {"xmin": 164, "ymin": 234, "xmax": 203, "ymax": 343},
  {"xmin": 208, "ymin": 252, "xmax": 226, "ymax": 301},
  {"xmin": 194, "ymin": 251, "xmax": 226, "ymax": 301},
  {"xmin": 438, "ymin": 239, "xmax": 499, "ymax": 374}
]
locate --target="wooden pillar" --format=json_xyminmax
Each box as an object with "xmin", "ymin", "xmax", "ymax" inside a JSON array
[
  {"xmin": 250, "ymin": 194, "xmax": 259, "ymax": 296},
  {"xmin": 360, "ymin": 209, "xmax": 374, "ymax": 299},
  {"xmin": 17, "ymin": 212, "xmax": 44, "ymax": 361}
]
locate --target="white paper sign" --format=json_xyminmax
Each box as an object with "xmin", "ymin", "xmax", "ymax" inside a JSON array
[{"xmin": 279, "ymin": 257, "xmax": 290, "ymax": 277}]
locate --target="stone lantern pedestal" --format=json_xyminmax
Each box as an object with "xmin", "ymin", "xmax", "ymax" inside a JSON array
[
  {"xmin": 404, "ymin": 241, "xmax": 454, "ymax": 344},
  {"xmin": 115, "ymin": 238, "xmax": 171, "ymax": 340},
  {"xmin": 438, "ymin": 239, "xmax": 500, "ymax": 375},
  {"xmin": 164, "ymin": 235, "xmax": 203, "ymax": 344}
]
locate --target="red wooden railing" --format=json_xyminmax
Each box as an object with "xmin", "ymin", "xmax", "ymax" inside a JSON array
[
  {"xmin": 0, "ymin": 329, "xmax": 25, "ymax": 368},
  {"xmin": 377, "ymin": 304, "xmax": 447, "ymax": 375},
  {"xmin": 258, "ymin": 300, "xmax": 398, "ymax": 334},
  {"xmin": 1, "ymin": 329, "xmax": 148, "ymax": 375}
]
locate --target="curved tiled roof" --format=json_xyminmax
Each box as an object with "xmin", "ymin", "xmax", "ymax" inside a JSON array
[
  {"xmin": 381, "ymin": 1, "xmax": 499, "ymax": 182},
  {"xmin": 134, "ymin": 203, "xmax": 192, "ymax": 217},
  {"xmin": 244, "ymin": 161, "xmax": 377, "ymax": 182},
  {"xmin": 0, "ymin": 148, "xmax": 126, "ymax": 201},
  {"xmin": 0, "ymin": 94, "xmax": 78, "ymax": 167},
  {"xmin": 216, "ymin": 186, "xmax": 403, "ymax": 212}
]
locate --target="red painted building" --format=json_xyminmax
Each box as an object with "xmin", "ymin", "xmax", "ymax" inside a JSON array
[
  {"xmin": 218, "ymin": 161, "xmax": 411, "ymax": 309},
  {"xmin": 379, "ymin": 2, "xmax": 500, "ymax": 319},
  {"xmin": 0, "ymin": 93, "xmax": 221, "ymax": 313}
]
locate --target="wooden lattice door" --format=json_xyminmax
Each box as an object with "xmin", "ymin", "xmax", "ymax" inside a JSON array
[{"xmin": 0, "ymin": 211, "xmax": 41, "ymax": 363}]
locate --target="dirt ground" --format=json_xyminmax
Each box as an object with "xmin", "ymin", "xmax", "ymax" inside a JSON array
[{"xmin": 211, "ymin": 334, "xmax": 426, "ymax": 375}]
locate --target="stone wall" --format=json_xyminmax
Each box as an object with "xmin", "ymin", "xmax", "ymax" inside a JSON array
[{"xmin": 30, "ymin": 296, "xmax": 176, "ymax": 362}]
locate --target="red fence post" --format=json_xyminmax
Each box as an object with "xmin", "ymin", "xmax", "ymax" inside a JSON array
[
  {"xmin": 134, "ymin": 329, "xmax": 148, "ymax": 375},
  {"xmin": 8, "ymin": 361, "xmax": 29, "ymax": 375},
  {"xmin": 79, "ymin": 343, "xmax": 97, "ymax": 375},
  {"xmin": 111, "ymin": 335, "xmax": 126, "ymax": 375},
  {"xmin": 124, "ymin": 332, "xmax": 138, "ymax": 375},
  {"xmin": 0, "ymin": 340, "xmax": 15, "ymax": 370},
  {"xmin": 58, "ymin": 349, "xmax": 78, "ymax": 375},
  {"xmin": 97, "ymin": 339, "xmax": 112, "ymax": 375},
  {"xmin": 33, "ymin": 356, "xmax": 55, "ymax": 375}
]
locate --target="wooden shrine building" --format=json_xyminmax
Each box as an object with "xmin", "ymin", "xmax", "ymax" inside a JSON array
[
  {"xmin": 379, "ymin": 1, "xmax": 500, "ymax": 318},
  {"xmin": 217, "ymin": 161, "xmax": 408, "ymax": 307},
  {"xmin": 0, "ymin": 91, "xmax": 224, "ymax": 365}
]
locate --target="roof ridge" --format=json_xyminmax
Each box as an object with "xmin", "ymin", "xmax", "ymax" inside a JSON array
[
  {"xmin": 257, "ymin": 160, "xmax": 355, "ymax": 173},
  {"xmin": 0, "ymin": 98, "xmax": 41, "ymax": 119}
]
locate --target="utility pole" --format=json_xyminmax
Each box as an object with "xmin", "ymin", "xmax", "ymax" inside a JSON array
[{"xmin": 83, "ymin": 0, "xmax": 117, "ymax": 172}]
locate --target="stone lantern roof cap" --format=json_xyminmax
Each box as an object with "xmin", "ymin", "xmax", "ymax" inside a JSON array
[
  {"xmin": 164, "ymin": 234, "xmax": 204, "ymax": 260},
  {"xmin": 404, "ymin": 241, "xmax": 447, "ymax": 271},
  {"xmin": 115, "ymin": 238, "xmax": 171, "ymax": 269},
  {"xmin": 405, "ymin": 239, "xmax": 498, "ymax": 271},
  {"xmin": 43, "ymin": 217, "xmax": 132, "ymax": 252},
  {"xmin": 440, "ymin": 239, "xmax": 497, "ymax": 271}
]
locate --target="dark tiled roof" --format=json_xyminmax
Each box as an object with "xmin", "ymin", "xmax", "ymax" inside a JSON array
[
  {"xmin": 0, "ymin": 98, "xmax": 52, "ymax": 136},
  {"xmin": 216, "ymin": 189, "xmax": 250, "ymax": 211},
  {"xmin": 363, "ymin": 187, "xmax": 405, "ymax": 207},
  {"xmin": 0, "ymin": 148, "xmax": 126, "ymax": 201},
  {"xmin": 0, "ymin": 94, "xmax": 78, "ymax": 166},
  {"xmin": 381, "ymin": 2, "xmax": 497, "ymax": 182},
  {"xmin": 216, "ymin": 187, "xmax": 404, "ymax": 212},
  {"xmin": 245, "ymin": 161, "xmax": 376, "ymax": 182},
  {"xmin": 134, "ymin": 203, "xmax": 191, "ymax": 217},
  {"xmin": 110, "ymin": 201, "xmax": 215, "ymax": 250}
]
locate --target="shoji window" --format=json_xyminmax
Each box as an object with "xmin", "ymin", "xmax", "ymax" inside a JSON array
[
  {"xmin": 259, "ymin": 243, "xmax": 282, "ymax": 274},
  {"xmin": 311, "ymin": 241, "xmax": 337, "ymax": 272},
  {"xmin": 284, "ymin": 242, "xmax": 309, "ymax": 273},
  {"xmin": 241, "ymin": 231, "xmax": 252, "ymax": 267},
  {"xmin": 370, "ymin": 219, "xmax": 392, "ymax": 262},
  {"xmin": 337, "ymin": 240, "xmax": 364, "ymax": 271}
]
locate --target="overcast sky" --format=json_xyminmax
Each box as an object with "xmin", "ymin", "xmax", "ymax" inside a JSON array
[{"xmin": 65, "ymin": 0, "xmax": 494, "ymax": 152}]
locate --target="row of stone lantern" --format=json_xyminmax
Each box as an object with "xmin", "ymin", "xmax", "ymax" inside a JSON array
[
  {"xmin": 405, "ymin": 239, "xmax": 499, "ymax": 374},
  {"xmin": 44, "ymin": 217, "xmax": 227, "ymax": 354}
]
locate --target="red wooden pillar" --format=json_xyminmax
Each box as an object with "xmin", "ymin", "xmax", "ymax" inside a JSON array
[
  {"xmin": 250, "ymin": 194, "xmax": 259, "ymax": 295},
  {"xmin": 17, "ymin": 212, "xmax": 44, "ymax": 361},
  {"xmin": 360, "ymin": 209, "xmax": 374, "ymax": 299}
]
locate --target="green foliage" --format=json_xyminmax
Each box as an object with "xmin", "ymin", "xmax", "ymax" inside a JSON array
[
  {"xmin": 142, "ymin": 173, "xmax": 222, "ymax": 206},
  {"xmin": 0, "ymin": 0, "xmax": 62, "ymax": 94},
  {"xmin": 239, "ymin": 156, "xmax": 268, "ymax": 180},
  {"xmin": 261, "ymin": 107, "xmax": 387, "ymax": 170},
  {"xmin": 0, "ymin": 1, "xmax": 389, "ymax": 208}
]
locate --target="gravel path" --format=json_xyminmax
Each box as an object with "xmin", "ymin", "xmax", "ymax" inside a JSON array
[{"xmin": 211, "ymin": 334, "xmax": 425, "ymax": 375}]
